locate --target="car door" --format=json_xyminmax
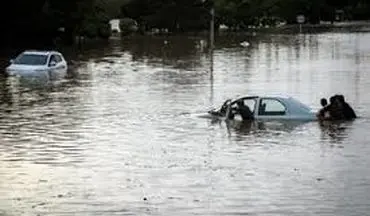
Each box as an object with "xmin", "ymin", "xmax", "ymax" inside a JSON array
[
  {"xmin": 54, "ymin": 54, "xmax": 63, "ymax": 73},
  {"xmin": 227, "ymin": 98, "xmax": 257, "ymax": 120},
  {"xmin": 56, "ymin": 54, "xmax": 67, "ymax": 69},
  {"xmin": 256, "ymin": 98, "xmax": 288, "ymax": 120},
  {"xmin": 243, "ymin": 98, "xmax": 257, "ymax": 117},
  {"xmin": 50, "ymin": 54, "xmax": 66, "ymax": 73},
  {"xmin": 48, "ymin": 54, "xmax": 58, "ymax": 72}
]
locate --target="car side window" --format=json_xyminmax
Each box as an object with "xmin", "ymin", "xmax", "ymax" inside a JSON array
[
  {"xmin": 48, "ymin": 55, "xmax": 56, "ymax": 66},
  {"xmin": 55, "ymin": 55, "xmax": 62, "ymax": 62},
  {"xmin": 258, "ymin": 99, "xmax": 286, "ymax": 116},
  {"xmin": 243, "ymin": 99, "xmax": 256, "ymax": 113}
]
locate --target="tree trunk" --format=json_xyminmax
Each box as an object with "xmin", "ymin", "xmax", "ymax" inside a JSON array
[
  {"xmin": 62, "ymin": 27, "xmax": 75, "ymax": 45},
  {"xmin": 310, "ymin": 0, "xmax": 321, "ymax": 24},
  {"xmin": 330, "ymin": 7, "xmax": 335, "ymax": 24}
]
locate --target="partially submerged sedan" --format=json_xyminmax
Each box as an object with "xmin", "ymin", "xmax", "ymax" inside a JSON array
[{"xmin": 206, "ymin": 95, "xmax": 318, "ymax": 121}]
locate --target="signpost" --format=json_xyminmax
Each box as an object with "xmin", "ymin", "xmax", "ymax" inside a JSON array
[
  {"xmin": 202, "ymin": 0, "xmax": 215, "ymax": 49},
  {"xmin": 210, "ymin": 7, "xmax": 215, "ymax": 49},
  {"xmin": 296, "ymin": 15, "xmax": 305, "ymax": 33},
  {"xmin": 202, "ymin": 0, "xmax": 215, "ymax": 102},
  {"xmin": 209, "ymin": 7, "xmax": 215, "ymax": 103}
]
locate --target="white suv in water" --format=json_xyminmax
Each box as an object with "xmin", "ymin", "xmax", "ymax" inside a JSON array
[{"xmin": 6, "ymin": 50, "xmax": 68, "ymax": 77}]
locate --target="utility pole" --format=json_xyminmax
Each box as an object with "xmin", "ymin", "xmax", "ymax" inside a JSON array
[
  {"xmin": 210, "ymin": 7, "xmax": 215, "ymax": 49},
  {"xmin": 204, "ymin": 0, "xmax": 215, "ymax": 103},
  {"xmin": 203, "ymin": 0, "xmax": 215, "ymax": 49},
  {"xmin": 296, "ymin": 15, "xmax": 305, "ymax": 34}
]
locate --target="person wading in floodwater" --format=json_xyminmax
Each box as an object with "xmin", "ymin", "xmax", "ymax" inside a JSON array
[
  {"xmin": 234, "ymin": 100, "xmax": 254, "ymax": 120},
  {"xmin": 318, "ymin": 98, "xmax": 330, "ymax": 119},
  {"xmin": 317, "ymin": 95, "xmax": 356, "ymax": 121},
  {"xmin": 336, "ymin": 95, "xmax": 356, "ymax": 120}
]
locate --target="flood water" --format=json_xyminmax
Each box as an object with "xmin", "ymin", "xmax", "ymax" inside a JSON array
[{"xmin": 1, "ymin": 33, "xmax": 370, "ymax": 216}]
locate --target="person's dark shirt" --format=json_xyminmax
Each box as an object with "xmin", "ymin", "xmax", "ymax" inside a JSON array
[
  {"xmin": 342, "ymin": 102, "xmax": 357, "ymax": 119},
  {"xmin": 318, "ymin": 104, "xmax": 343, "ymax": 120},
  {"xmin": 238, "ymin": 105, "xmax": 254, "ymax": 120}
]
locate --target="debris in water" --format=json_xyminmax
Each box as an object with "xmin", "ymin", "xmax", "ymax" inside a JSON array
[{"xmin": 32, "ymin": 202, "xmax": 46, "ymax": 208}]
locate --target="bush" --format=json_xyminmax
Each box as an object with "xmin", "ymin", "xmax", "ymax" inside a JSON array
[
  {"xmin": 79, "ymin": 22, "xmax": 111, "ymax": 39},
  {"xmin": 81, "ymin": 23, "xmax": 98, "ymax": 38}
]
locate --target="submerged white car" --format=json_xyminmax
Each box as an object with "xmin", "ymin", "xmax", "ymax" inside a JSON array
[
  {"xmin": 205, "ymin": 95, "xmax": 318, "ymax": 121},
  {"xmin": 5, "ymin": 50, "xmax": 68, "ymax": 77}
]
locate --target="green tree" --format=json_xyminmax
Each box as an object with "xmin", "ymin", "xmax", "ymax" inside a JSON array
[
  {"xmin": 46, "ymin": 0, "xmax": 111, "ymax": 43},
  {"xmin": 0, "ymin": 0, "xmax": 112, "ymax": 49},
  {"xmin": 121, "ymin": 0, "xmax": 210, "ymax": 33}
]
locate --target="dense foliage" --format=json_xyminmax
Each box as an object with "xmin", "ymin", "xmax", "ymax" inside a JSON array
[
  {"xmin": 119, "ymin": 0, "xmax": 370, "ymax": 32},
  {"xmin": 120, "ymin": 0, "xmax": 212, "ymax": 33},
  {"xmin": 0, "ymin": 0, "xmax": 111, "ymax": 49},
  {"xmin": 1, "ymin": 0, "xmax": 370, "ymax": 49}
]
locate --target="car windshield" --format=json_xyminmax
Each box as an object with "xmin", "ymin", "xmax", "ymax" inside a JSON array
[{"xmin": 13, "ymin": 54, "xmax": 48, "ymax": 65}]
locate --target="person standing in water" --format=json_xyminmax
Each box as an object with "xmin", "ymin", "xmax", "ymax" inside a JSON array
[
  {"xmin": 235, "ymin": 100, "xmax": 254, "ymax": 120},
  {"xmin": 336, "ymin": 95, "xmax": 357, "ymax": 120},
  {"xmin": 317, "ymin": 95, "xmax": 356, "ymax": 121},
  {"xmin": 318, "ymin": 98, "xmax": 331, "ymax": 120},
  {"xmin": 317, "ymin": 96, "xmax": 343, "ymax": 120}
]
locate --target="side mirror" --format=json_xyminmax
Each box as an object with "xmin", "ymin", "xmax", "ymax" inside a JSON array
[{"xmin": 49, "ymin": 61, "xmax": 57, "ymax": 67}]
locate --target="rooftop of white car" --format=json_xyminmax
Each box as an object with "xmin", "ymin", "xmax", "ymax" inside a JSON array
[
  {"xmin": 22, "ymin": 50, "xmax": 62, "ymax": 55},
  {"xmin": 231, "ymin": 94, "xmax": 294, "ymax": 100}
]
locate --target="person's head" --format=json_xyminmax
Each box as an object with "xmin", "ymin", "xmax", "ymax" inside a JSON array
[
  {"xmin": 329, "ymin": 96, "xmax": 336, "ymax": 105},
  {"xmin": 320, "ymin": 98, "xmax": 328, "ymax": 107},
  {"xmin": 337, "ymin": 94, "xmax": 345, "ymax": 104},
  {"xmin": 237, "ymin": 100, "xmax": 244, "ymax": 107}
]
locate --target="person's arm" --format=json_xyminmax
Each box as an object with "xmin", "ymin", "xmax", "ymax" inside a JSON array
[
  {"xmin": 317, "ymin": 106, "xmax": 328, "ymax": 120},
  {"xmin": 349, "ymin": 106, "xmax": 357, "ymax": 118},
  {"xmin": 343, "ymin": 103, "xmax": 357, "ymax": 119},
  {"xmin": 319, "ymin": 104, "xmax": 335, "ymax": 120}
]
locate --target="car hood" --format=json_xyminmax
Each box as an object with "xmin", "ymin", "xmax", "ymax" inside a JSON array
[{"xmin": 6, "ymin": 64, "xmax": 48, "ymax": 71}]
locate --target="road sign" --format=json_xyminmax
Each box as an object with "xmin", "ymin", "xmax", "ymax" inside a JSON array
[{"xmin": 296, "ymin": 15, "xmax": 305, "ymax": 24}]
